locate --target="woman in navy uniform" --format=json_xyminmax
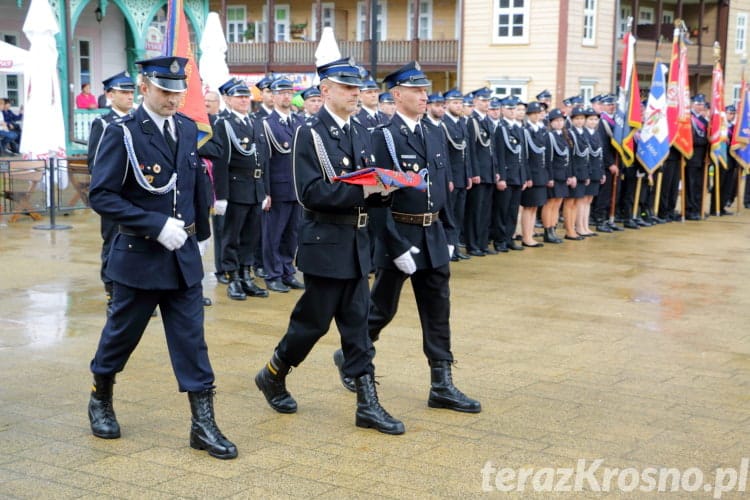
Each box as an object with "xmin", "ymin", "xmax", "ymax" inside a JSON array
[
  {"xmin": 261, "ymin": 77, "xmax": 305, "ymax": 293},
  {"xmin": 564, "ymin": 107, "xmax": 589, "ymax": 240},
  {"xmin": 519, "ymin": 101, "xmax": 548, "ymax": 247},
  {"xmin": 87, "ymin": 71, "xmax": 135, "ymax": 315},
  {"xmin": 254, "ymin": 57, "xmax": 404, "ymax": 435},
  {"xmin": 87, "ymin": 56, "xmax": 236, "ymax": 459},
  {"xmin": 212, "ymin": 78, "xmax": 269, "ymax": 300},
  {"xmin": 542, "ymin": 108, "xmax": 572, "ymax": 243},
  {"xmin": 332, "ymin": 62, "xmax": 481, "ymax": 415},
  {"xmin": 579, "ymin": 107, "xmax": 605, "ymax": 237}
]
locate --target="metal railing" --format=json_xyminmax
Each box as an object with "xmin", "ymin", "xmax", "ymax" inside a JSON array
[{"xmin": 73, "ymin": 109, "xmax": 109, "ymax": 143}]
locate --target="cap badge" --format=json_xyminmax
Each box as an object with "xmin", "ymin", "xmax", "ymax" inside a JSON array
[
  {"xmin": 414, "ymin": 62, "xmax": 421, "ymax": 71},
  {"xmin": 170, "ymin": 60, "xmax": 180, "ymax": 74}
]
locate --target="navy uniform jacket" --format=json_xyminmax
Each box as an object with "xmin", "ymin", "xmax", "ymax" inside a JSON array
[
  {"xmin": 548, "ymin": 130, "xmax": 572, "ymax": 182},
  {"xmin": 88, "ymin": 110, "xmax": 128, "ymax": 172},
  {"xmin": 89, "ymin": 106, "xmax": 210, "ymax": 290},
  {"xmin": 293, "ymin": 107, "xmax": 374, "ymax": 279},
  {"xmin": 587, "ymin": 128, "xmax": 604, "ymax": 182},
  {"xmin": 264, "ymin": 110, "xmax": 303, "ymax": 202},
  {"xmin": 355, "ymin": 107, "xmax": 388, "ymax": 131},
  {"xmin": 252, "ymin": 105, "xmax": 272, "ymax": 121},
  {"xmin": 466, "ymin": 111, "xmax": 496, "ymax": 182},
  {"xmin": 371, "ymin": 114, "xmax": 455, "ymax": 270},
  {"xmin": 197, "ymin": 113, "xmax": 224, "ymax": 161},
  {"xmin": 495, "ymin": 119, "xmax": 528, "ymax": 186},
  {"xmin": 524, "ymin": 123, "xmax": 549, "ymax": 186},
  {"xmin": 213, "ymin": 112, "xmax": 268, "ymax": 204},
  {"xmin": 569, "ymin": 126, "xmax": 591, "ymax": 182},
  {"xmin": 598, "ymin": 114, "xmax": 617, "ymax": 168},
  {"xmin": 440, "ymin": 114, "xmax": 472, "ymax": 189},
  {"xmin": 687, "ymin": 111, "xmax": 709, "ymax": 168}
]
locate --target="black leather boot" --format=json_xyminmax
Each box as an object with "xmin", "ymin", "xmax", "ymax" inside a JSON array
[
  {"xmin": 88, "ymin": 374, "xmax": 121, "ymax": 439},
  {"xmin": 240, "ymin": 267, "xmax": 269, "ymax": 297},
  {"xmin": 188, "ymin": 389, "xmax": 238, "ymax": 459},
  {"xmin": 227, "ymin": 271, "xmax": 247, "ymax": 300},
  {"xmin": 548, "ymin": 227, "xmax": 564, "ymax": 243},
  {"xmin": 354, "ymin": 374, "xmax": 405, "ymax": 435},
  {"xmin": 427, "ymin": 360, "xmax": 482, "ymax": 413},
  {"xmin": 332, "ymin": 349, "xmax": 356, "ymax": 392},
  {"xmin": 543, "ymin": 228, "xmax": 561, "ymax": 244},
  {"xmin": 255, "ymin": 352, "xmax": 297, "ymax": 413}
]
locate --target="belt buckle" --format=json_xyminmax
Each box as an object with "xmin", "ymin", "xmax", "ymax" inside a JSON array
[
  {"xmin": 253, "ymin": 168, "xmax": 262, "ymax": 179},
  {"xmin": 422, "ymin": 213, "xmax": 433, "ymax": 227},
  {"xmin": 357, "ymin": 212, "xmax": 368, "ymax": 228}
]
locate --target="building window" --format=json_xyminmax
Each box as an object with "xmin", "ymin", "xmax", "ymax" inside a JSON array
[
  {"xmin": 580, "ymin": 85, "xmax": 595, "ymax": 105},
  {"xmin": 357, "ymin": 1, "xmax": 387, "ymax": 41},
  {"xmin": 736, "ymin": 13, "xmax": 747, "ymax": 54},
  {"xmin": 733, "ymin": 84, "xmax": 742, "ymax": 106},
  {"xmin": 493, "ymin": 0, "xmax": 529, "ymax": 44},
  {"xmin": 639, "ymin": 7, "xmax": 654, "ymax": 25},
  {"xmin": 0, "ymin": 34, "xmax": 20, "ymax": 106},
  {"xmin": 618, "ymin": 5, "xmax": 632, "ymax": 38},
  {"xmin": 274, "ymin": 5, "xmax": 290, "ymax": 42},
  {"xmin": 310, "ymin": 2, "xmax": 335, "ymax": 41},
  {"xmin": 489, "ymin": 78, "xmax": 528, "ymax": 101},
  {"xmin": 583, "ymin": 0, "xmax": 596, "ymax": 46},
  {"xmin": 407, "ymin": 0, "xmax": 432, "ymax": 40},
  {"xmin": 78, "ymin": 39, "xmax": 91, "ymax": 85},
  {"xmin": 663, "ymin": 10, "xmax": 674, "ymax": 25},
  {"xmin": 226, "ymin": 6, "xmax": 247, "ymax": 42}
]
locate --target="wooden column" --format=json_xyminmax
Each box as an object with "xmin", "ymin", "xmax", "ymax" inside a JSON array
[
  {"xmin": 555, "ymin": 0, "xmax": 569, "ymax": 106},
  {"xmin": 314, "ymin": 0, "xmax": 322, "ymax": 41},
  {"xmin": 411, "ymin": 0, "xmax": 420, "ymax": 61},
  {"xmin": 267, "ymin": 0, "xmax": 275, "ymax": 72}
]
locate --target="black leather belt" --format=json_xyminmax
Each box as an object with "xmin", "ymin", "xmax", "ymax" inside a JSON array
[
  {"xmin": 304, "ymin": 209, "xmax": 368, "ymax": 228},
  {"xmin": 230, "ymin": 168, "xmax": 263, "ymax": 178},
  {"xmin": 392, "ymin": 211, "xmax": 439, "ymax": 227},
  {"xmin": 119, "ymin": 223, "xmax": 196, "ymax": 237}
]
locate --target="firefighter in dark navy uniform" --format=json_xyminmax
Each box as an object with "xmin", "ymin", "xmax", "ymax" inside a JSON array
[
  {"xmin": 87, "ymin": 71, "xmax": 136, "ymax": 315},
  {"xmin": 212, "ymin": 78, "xmax": 269, "ymax": 300},
  {"xmin": 685, "ymin": 93, "xmax": 709, "ymax": 220},
  {"xmin": 254, "ymin": 57, "xmax": 404, "ymax": 435},
  {"xmin": 261, "ymin": 77, "xmax": 305, "ymax": 293},
  {"xmin": 331, "ymin": 61, "xmax": 481, "ymax": 414},
  {"xmin": 86, "ymin": 56, "xmax": 237, "ymax": 459},
  {"xmin": 355, "ymin": 75, "xmax": 388, "ymax": 130}
]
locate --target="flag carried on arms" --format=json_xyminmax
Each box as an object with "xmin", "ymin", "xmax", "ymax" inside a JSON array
[
  {"xmin": 612, "ymin": 23, "xmax": 642, "ymax": 167},
  {"xmin": 666, "ymin": 23, "xmax": 693, "ymax": 158},
  {"xmin": 731, "ymin": 74, "xmax": 750, "ymax": 172},
  {"xmin": 164, "ymin": 0, "xmax": 212, "ymax": 148},
  {"xmin": 709, "ymin": 43, "xmax": 728, "ymax": 170},
  {"xmin": 636, "ymin": 60, "xmax": 670, "ymax": 174}
]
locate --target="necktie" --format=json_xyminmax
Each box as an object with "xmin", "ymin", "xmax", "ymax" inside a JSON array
[
  {"xmin": 163, "ymin": 120, "xmax": 177, "ymax": 157},
  {"xmin": 414, "ymin": 123, "xmax": 424, "ymax": 146},
  {"xmin": 342, "ymin": 123, "xmax": 349, "ymax": 136},
  {"xmin": 244, "ymin": 116, "xmax": 251, "ymax": 127}
]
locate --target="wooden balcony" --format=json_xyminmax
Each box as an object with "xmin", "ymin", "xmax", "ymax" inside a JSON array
[
  {"xmin": 635, "ymin": 39, "xmax": 714, "ymax": 75},
  {"xmin": 226, "ymin": 39, "xmax": 459, "ymax": 73}
]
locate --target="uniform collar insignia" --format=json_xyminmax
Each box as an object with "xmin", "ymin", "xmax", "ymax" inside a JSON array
[{"xmin": 330, "ymin": 125, "xmax": 339, "ymax": 137}]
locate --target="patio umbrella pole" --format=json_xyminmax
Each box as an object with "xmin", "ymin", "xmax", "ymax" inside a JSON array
[{"xmin": 34, "ymin": 156, "xmax": 71, "ymax": 230}]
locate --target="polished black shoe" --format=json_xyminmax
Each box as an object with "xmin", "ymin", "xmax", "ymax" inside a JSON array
[
  {"xmin": 484, "ymin": 247, "xmax": 498, "ymax": 255},
  {"xmin": 202, "ymin": 297, "xmax": 212, "ymax": 306},
  {"xmin": 494, "ymin": 243, "xmax": 509, "ymax": 253},
  {"xmin": 89, "ymin": 374, "xmax": 120, "ymax": 439},
  {"xmin": 254, "ymin": 267, "xmax": 269, "ymax": 279},
  {"xmin": 686, "ymin": 213, "xmax": 701, "ymax": 221},
  {"xmin": 607, "ymin": 221, "xmax": 624, "ymax": 231},
  {"xmin": 596, "ymin": 224, "xmax": 613, "ymax": 233},
  {"xmin": 215, "ymin": 272, "xmax": 230, "ymax": 285},
  {"xmin": 355, "ymin": 374, "xmax": 405, "ymax": 435},
  {"xmin": 522, "ymin": 241, "xmax": 544, "ymax": 248},
  {"xmin": 635, "ymin": 217, "xmax": 652, "ymax": 227},
  {"xmin": 720, "ymin": 209, "xmax": 733, "ymax": 216},
  {"xmin": 456, "ymin": 250, "xmax": 471, "ymax": 260},
  {"xmin": 333, "ymin": 349, "xmax": 356, "ymax": 392},
  {"xmin": 255, "ymin": 353, "xmax": 297, "ymax": 413},
  {"xmin": 543, "ymin": 228, "xmax": 563, "ymax": 244},
  {"xmin": 427, "ymin": 361, "xmax": 481, "ymax": 413},
  {"xmin": 188, "ymin": 389, "xmax": 237, "ymax": 460},
  {"xmin": 579, "ymin": 232, "xmax": 598, "ymax": 237},
  {"xmin": 266, "ymin": 279, "xmax": 291, "ymax": 293},
  {"xmin": 468, "ymin": 249, "xmax": 486, "ymax": 257},
  {"xmin": 282, "ymin": 276, "xmax": 305, "ymax": 290},
  {"xmin": 240, "ymin": 268, "xmax": 269, "ymax": 297},
  {"xmin": 564, "ymin": 234, "xmax": 584, "ymax": 241},
  {"xmin": 507, "ymin": 241, "xmax": 524, "ymax": 251},
  {"xmin": 227, "ymin": 272, "xmax": 247, "ymax": 300},
  {"xmin": 450, "ymin": 253, "xmax": 460, "ymax": 262},
  {"xmin": 649, "ymin": 215, "xmax": 667, "ymax": 224},
  {"xmin": 623, "ymin": 219, "xmax": 640, "ymax": 229}
]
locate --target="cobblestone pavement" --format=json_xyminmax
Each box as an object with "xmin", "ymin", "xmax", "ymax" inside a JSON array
[{"xmin": 1, "ymin": 208, "xmax": 749, "ymax": 498}]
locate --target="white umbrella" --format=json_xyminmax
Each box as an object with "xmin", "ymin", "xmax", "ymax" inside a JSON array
[
  {"xmin": 198, "ymin": 12, "xmax": 229, "ymax": 103},
  {"xmin": 19, "ymin": 0, "xmax": 66, "ymax": 189},
  {"xmin": 313, "ymin": 27, "xmax": 342, "ymax": 85},
  {"xmin": 0, "ymin": 41, "xmax": 29, "ymax": 74}
]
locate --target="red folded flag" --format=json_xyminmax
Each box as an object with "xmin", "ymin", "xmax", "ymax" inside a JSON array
[{"xmin": 333, "ymin": 167, "xmax": 427, "ymax": 190}]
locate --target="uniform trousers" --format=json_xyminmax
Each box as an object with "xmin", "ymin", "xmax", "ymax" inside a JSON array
[
  {"xmin": 685, "ymin": 165, "xmax": 704, "ymax": 215},
  {"xmin": 275, "ymin": 274, "xmax": 374, "ymax": 377},
  {"xmin": 593, "ymin": 172, "xmax": 619, "ymax": 221},
  {"xmin": 90, "ymin": 281, "xmax": 214, "ymax": 392},
  {"xmin": 368, "ymin": 266, "xmax": 452, "ymax": 362},
  {"xmin": 465, "ymin": 183, "xmax": 492, "ymax": 252},
  {"xmin": 619, "ymin": 167, "xmax": 639, "ymax": 218},
  {"xmin": 449, "ymin": 187, "xmax": 467, "ymax": 245},
  {"xmin": 262, "ymin": 201, "xmax": 300, "ymax": 281},
  {"xmin": 221, "ymin": 201, "xmax": 261, "ymax": 272},
  {"xmin": 710, "ymin": 164, "xmax": 736, "ymax": 212},
  {"xmin": 659, "ymin": 156, "xmax": 681, "ymax": 217},
  {"xmin": 211, "ymin": 213, "xmax": 225, "ymax": 275}
]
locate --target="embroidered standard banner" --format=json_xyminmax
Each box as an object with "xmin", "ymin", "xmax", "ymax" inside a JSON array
[{"xmin": 333, "ymin": 167, "xmax": 427, "ymax": 191}]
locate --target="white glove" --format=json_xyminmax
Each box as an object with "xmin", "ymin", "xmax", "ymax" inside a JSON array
[
  {"xmin": 198, "ymin": 239, "xmax": 210, "ymax": 256},
  {"xmin": 448, "ymin": 245, "xmax": 455, "ymax": 257},
  {"xmin": 213, "ymin": 199, "xmax": 228, "ymax": 216},
  {"xmin": 157, "ymin": 217, "xmax": 187, "ymax": 251},
  {"xmin": 394, "ymin": 246, "xmax": 420, "ymax": 275},
  {"xmin": 262, "ymin": 195, "xmax": 271, "ymax": 211},
  {"xmin": 363, "ymin": 183, "xmax": 391, "ymax": 198}
]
